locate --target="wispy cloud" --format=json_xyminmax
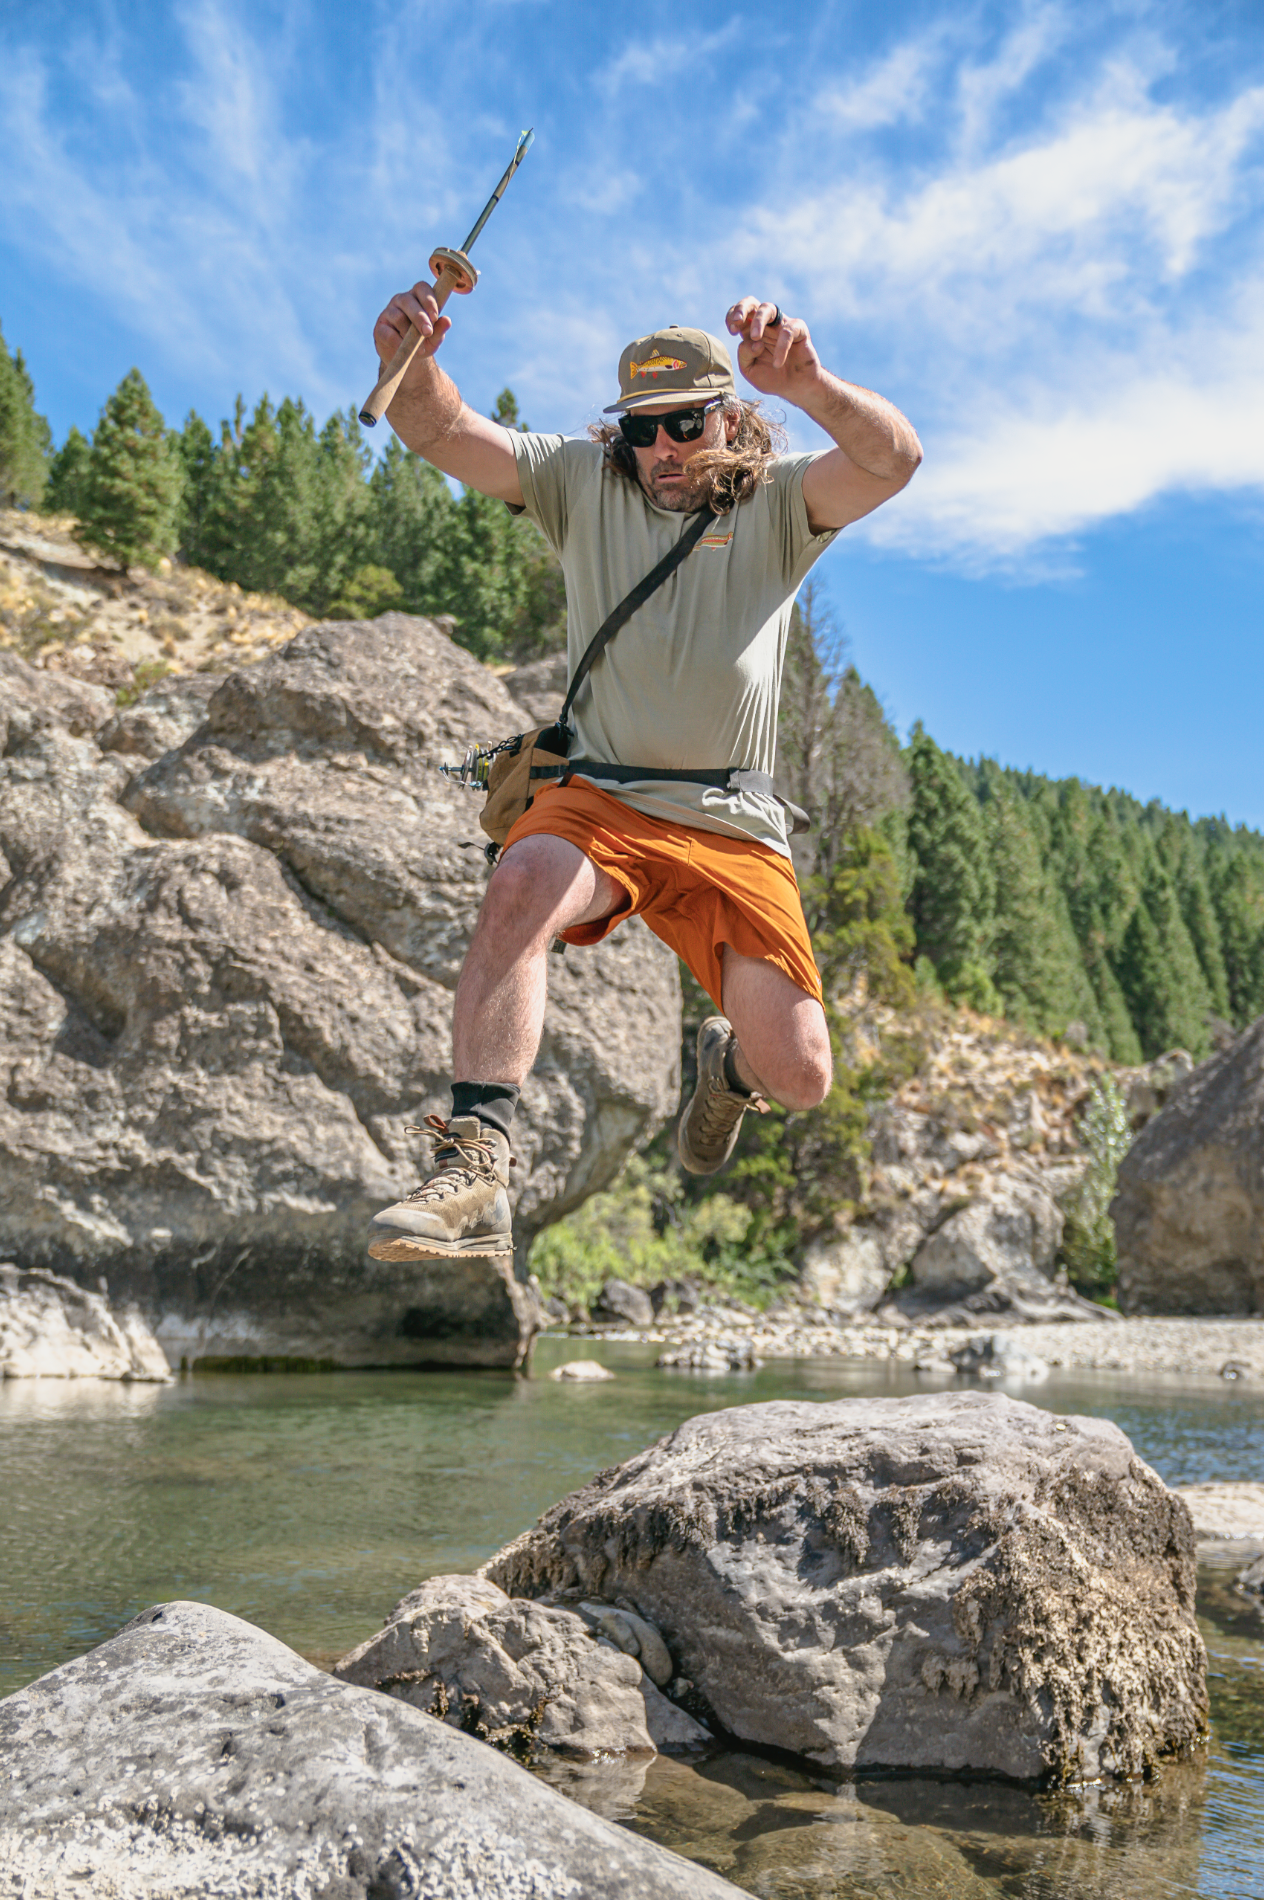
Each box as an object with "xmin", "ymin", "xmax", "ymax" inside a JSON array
[{"xmin": 596, "ymin": 21, "xmax": 742, "ymax": 93}]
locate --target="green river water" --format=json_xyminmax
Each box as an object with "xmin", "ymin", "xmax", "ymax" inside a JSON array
[{"xmin": 2, "ymin": 1337, "xmax": 1262, "ymax": 1898}]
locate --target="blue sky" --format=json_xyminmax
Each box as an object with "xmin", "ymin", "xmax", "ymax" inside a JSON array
[{"xmin": 3, "ymin": 1, "xmax": 1263, "ymax": 824}]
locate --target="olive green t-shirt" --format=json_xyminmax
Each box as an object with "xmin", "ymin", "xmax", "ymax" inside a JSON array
[{"xmin": 511, "ymin": 433, "xmax": 839, "ymax": 858}]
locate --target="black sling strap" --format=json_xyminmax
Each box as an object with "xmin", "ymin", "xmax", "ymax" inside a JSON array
[{"xmin": 556, "ymin": 504, "xmax": 716, "ymax": 732}]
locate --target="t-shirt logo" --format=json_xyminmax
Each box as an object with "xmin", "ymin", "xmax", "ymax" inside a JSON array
[
  {"xmin": 699, "ymin": 530, "xmax": 734, "ymax": 551},
  {"xmin": 629, "ymin": 355, "xmax": 687, "ymax": 379}
]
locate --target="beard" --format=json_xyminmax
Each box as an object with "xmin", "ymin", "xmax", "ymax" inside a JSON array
[{"xmin": 647, "ymin": 460, "xmax": 702, "ymax": 511}]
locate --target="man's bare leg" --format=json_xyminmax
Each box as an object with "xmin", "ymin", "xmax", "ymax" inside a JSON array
[
  {"xmin": 720, "ymin": 947, "xmax": 833, "ymax": 1110},
  {"xmin": 369, "ymin": 833, "xmax": 623, "ymax": 1261},
  {"xmin": 452, "ymin": 834, "xmax": 625, "ymax": 1084},
  {"xmin": 676, "ymin": 948, "xmax": 831, "ymax": 1176}
]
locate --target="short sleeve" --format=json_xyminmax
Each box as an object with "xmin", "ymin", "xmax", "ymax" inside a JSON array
[
  {"xmin": 511, "ymin": 434, "xmax": 603, "ymax": 556},
  {"xmin": 768, "ymin": 452, "xmax": 841, "ymax": 588}
]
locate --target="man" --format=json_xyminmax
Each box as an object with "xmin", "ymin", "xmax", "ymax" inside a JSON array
[{"xmin": 366, "ymin": 289, "xmax": 921, "ymax": 1264}]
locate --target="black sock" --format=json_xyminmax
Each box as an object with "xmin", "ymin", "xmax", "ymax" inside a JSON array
[
  {"xmin": 450, "ymin": 1081, "xmax": 520, "ymax": 1142},
  {"xmin": 723, "ymin": 1042, "xmax": 752, "ymax": 1096}
]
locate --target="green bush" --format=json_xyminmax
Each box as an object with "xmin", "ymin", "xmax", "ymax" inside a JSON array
[{"xmin": 1059, "ymin": 1074, "xmax": 1132, "ymax": 1303}]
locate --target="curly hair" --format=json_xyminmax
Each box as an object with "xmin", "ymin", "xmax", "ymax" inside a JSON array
[{"xmin": 587, "ymin": 396, "xmax": 787, "ymax": 515}]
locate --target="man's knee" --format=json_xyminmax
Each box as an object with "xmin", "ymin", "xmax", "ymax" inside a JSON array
[
  {"xmin": 776, "ymin": 1042, "xmax": 833, "ymax": 1111},
  {"xmin": 477, "ymin": 850, "xmax": 558, "ymax": 946}
]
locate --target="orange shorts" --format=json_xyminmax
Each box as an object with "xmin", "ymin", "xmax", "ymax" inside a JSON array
[{"xmin": 503, "ymin": 779, "xmax": 823, "ymax": 1012}]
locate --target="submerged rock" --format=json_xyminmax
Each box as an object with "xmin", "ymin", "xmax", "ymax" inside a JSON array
[
  {"xmin": 486, "ymin": 1391, "xmax": 1207, "ymax": 1783},
  {"xmin": 947, "ymin": 1331, "xmax": 1049, "ymax": 1382},
  {"xmin": 0, "ymin": 1600, "xmax": 738, "ymax": 1899},
  {"xmin": 550, "ymin": 1358, "xmax": 616, "ymax": 1381},
  {"xmin": 334, "ymin": 1574, "xmax": 708, "ymax": 1757},
  {"xmin": 1114, "ymin": 1018, "xmax": 1264, "ymax": 1315},
  {"xmin": 0, "ymin": 1263, "xmax": 171, "ymax": 1381},
  {"xmin": 0, "ymin": 626, "xmax": 680, "ymax": 1368}
]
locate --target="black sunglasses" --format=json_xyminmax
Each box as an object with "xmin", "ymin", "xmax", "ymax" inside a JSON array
[{"xmin": 618, "ymin": 400, "xmax": 721, "ymax": 448}]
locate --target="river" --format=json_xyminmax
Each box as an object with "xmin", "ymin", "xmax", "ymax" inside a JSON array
[{"xmin": 2, "ymin": 1339, "xmax": 1262, "ymax": 1898}]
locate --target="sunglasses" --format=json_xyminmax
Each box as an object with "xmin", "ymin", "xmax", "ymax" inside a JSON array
[{"xmin": 618, "ymin": 400, "xmax": 721, "ymax": 448}]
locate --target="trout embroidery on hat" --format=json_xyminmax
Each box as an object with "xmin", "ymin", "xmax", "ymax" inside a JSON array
[{"xmin": 630, "ymin": 354, "xmax": 687, "ymax": 379}]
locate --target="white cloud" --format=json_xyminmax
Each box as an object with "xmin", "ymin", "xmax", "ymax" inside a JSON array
[
  {"xmin": 596, "ymin": 21, "xmax": 742, "ymax": 93},
  {"xmin": 814, "ymin": 31, "xmax": 947, "ymax": 131}
]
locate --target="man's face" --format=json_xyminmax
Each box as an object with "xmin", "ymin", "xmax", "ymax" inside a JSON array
[{"xmin": 628, "ymin": 401, "xmax": 739, "ymax": 511}]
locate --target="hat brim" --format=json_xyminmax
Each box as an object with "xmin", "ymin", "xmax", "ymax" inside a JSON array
[{"xmin": 602, "ymin": 386, "xmax": 733, "ymax": 415}]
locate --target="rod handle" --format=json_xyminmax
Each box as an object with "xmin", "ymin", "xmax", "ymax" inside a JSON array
[{"xmin": 359, "ymin": 264, "xmax": 463, "ymax": 428}]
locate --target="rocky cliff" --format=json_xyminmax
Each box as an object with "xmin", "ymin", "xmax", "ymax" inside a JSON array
[
  {"xmin": 0, "ymin": 620, "xmax": 680, "ymax": 1369},
  {"xmin": 1113, "ymin": 1017, "xmax": 1264, "ymax": 1314}
]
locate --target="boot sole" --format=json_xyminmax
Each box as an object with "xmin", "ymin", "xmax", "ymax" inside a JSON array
[{"xmin": 367, "ymin": 1235, "xmax": 514, "ymax": 1262}]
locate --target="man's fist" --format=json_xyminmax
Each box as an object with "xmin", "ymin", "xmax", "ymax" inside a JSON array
[
  {"xmin": 374, "ymin": 283, "xmax": 452, "ymax": 367},
  {"xmin": 725, "ymin": 298, "xmax": 821, "ymax": 400}
]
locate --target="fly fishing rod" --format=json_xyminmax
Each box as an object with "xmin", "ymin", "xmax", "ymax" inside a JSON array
[{"xmin": 359, "ymin": 129, "xmax": 535, "ymax": 428}]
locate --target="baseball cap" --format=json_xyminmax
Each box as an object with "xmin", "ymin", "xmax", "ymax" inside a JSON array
[{"xmin": 603, "ymin": 326, "xmax": 736, "ymax": 414}]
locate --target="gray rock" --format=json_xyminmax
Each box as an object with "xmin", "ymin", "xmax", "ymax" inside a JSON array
[
  {"xmin": 550, "ymin": 1358, "xmax": 616, "ymax": 1381},
  {"xmin": 657, "ymin": 1339, "xmax": 761, "ymax": 1372},
  {"xmin": 96, "ymin": 671, "xmax": 219, "ymax": 760},
  {"xmin": 485, "ymin": 1391, "xmax": 1207, "ymax": 1782},
  {"xmin": 0, "ymin": 619, "xmax": 680, "ymax": 1368},
  {"xmin": 575, "ymin": 1602, "xmax": 675, "ymax": 1689},
  {"xmin": 1236, "ymin": 1553, "xmax": 1264, "ymax": 1600},
  {"xmin": 0, "ymin": 1598, "xmax": 740, "ymax": 1898},
  {"xmin": 1124, "ymin": 1048, "xmax": 1196, "ymax": 1129},
  {"xmin": 947, "ymin": 1331, "xmax": 1049, "ymax": 1382},
  {"xmin": 0, "ymin": 1263, "xmax": 172, "ymax": 1380},
  {"xmin": 1114, "ymin": 1019, "xmax": 1264, "ymax": 1315},
  {"xmin": 591, "ymin": 1278, "xmax": 654, "ymax": 1327},
  {"xmin": 502, "ymin": 654, "xmax": 567, "ymax": 728},
  {"xmin": 335, "ymin": 1576, "xmax": 708, "ymax": 1758},
  {"xmin": 798, "ymin": 1227, "xmax": 890, "ymax": 1314},
  {"xmin": 888, "ymin": 1177, "xmax": 1106, "ymax": 1326}
]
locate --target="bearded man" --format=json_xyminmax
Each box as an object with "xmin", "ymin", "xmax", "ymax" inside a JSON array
[{"xmin": 365, "ymin": 289, "xmax": 922, "ymax": 1265}]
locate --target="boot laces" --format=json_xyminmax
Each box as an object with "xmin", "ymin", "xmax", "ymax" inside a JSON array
[
  {"xmin": 401, "ymin": 1114, "xmax": 498, "ymax": 1203},
  {"xmin": 697, "ymin": 1076, "xmax": 769, "ymax": 1142}
]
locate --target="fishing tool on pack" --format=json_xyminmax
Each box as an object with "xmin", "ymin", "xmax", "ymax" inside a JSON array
[
  {"xmin": 359, "ymin": 128, "xmax": 535, "ymax": 428},
  {"xmin": 439, "ymin": 737, "xmax": 520, "ymax": 793}
]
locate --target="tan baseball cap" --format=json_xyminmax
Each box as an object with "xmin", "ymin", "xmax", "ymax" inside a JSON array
[{"xmin": 603, "ymin": 325, "xmax": 736, "ymax": 413}]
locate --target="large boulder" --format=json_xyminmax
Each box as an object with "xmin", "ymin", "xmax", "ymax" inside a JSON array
[
  {"xmin": 0, "ymin": 1599, "xmax": 743, "ymax": 1899},
  {"xmin": 0, "ymin": 629, "xmax": 680, "ymax": 1368},
  {"xmin": 1113, "ymin": 1019, "xmax": 1264, "ymax": 1314},
  {"xmin": 0, "ymin": 1263, "xmax": 171, "ymax": 1380},
  {"xmin": 334, "ymin": 1574, "xmax": 707, "ymax": 1756},
  {"xmin": 485, "ymin": 1391, "xmax": 1207, "ymax": 1783}
]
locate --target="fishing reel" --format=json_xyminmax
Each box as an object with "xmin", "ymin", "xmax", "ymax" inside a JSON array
[{"xmin": 439, "ymin": 736, "xmax": 518, "ymax": 792}]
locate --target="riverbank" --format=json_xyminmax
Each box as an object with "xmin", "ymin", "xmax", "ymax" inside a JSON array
[{"xmin": 563, "ymin": 1310, "xmax": 1264, "ymax": 1380}]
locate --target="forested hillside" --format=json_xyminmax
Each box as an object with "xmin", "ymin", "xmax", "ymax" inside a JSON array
[{"xmin": 5, "ymin": 322, "xmax": 1264, "ymax": 1073}]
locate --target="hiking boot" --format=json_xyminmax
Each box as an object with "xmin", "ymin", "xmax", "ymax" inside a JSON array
[
  {"xmin": 676, "ymin": 1016, "xmax": 768, "ymax": 1177},
  {"xmin": 368, "ymin": 1114, "xmax": 513, "ymax": 1261}
]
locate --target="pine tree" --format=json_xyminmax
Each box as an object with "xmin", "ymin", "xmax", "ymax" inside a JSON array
[
  {"xmin": 905, "ymin": 725, "xmax": 997, "ymax": 1008},
  {"xmin": 0, "ymin": 322, "xmax": 50, "ymax": 507},
  {"xmin": 1207, "ymin": 841, "xmax": 1264, "ymax": 1027},
  {"xmin": 1115, "ymin": 859, "xmax": 1213, "ymax": 1058},
  {"xmin": 175, "ymin": 411, "xmax": 217, "ymax": 568},
  {"xmin": 76, "ymin": 369, "xmax": 182, "ymax": 570},
  {"xmin": 980, "ymin": 765, "xmax": 1102, "ymax": 1041},
  {"xmin": 365, "ymin": 435, "xmax": 456, "ymax": 614},
  {"xmin": 46, "ymin": 426, "xmax": 92, "ymax": 516}
]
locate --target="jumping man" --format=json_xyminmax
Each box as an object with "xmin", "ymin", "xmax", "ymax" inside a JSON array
[{"xmin": 366, "ymin": 290, "xmax": 922, "ymax": 1264}]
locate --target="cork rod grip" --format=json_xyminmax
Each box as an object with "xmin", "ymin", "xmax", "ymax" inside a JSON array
[{"xmin": 358, "ymin": 265, "xmax": 461, "ymax": 428}]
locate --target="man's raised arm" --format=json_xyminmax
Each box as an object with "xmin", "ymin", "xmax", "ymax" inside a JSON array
[
  {"xmin": 374, "ymin": 283, "xmax": 524, "ymax": 508},
  {"xmin": 726, "ymin": 298, "xmax": 922, "ymax": 534}
]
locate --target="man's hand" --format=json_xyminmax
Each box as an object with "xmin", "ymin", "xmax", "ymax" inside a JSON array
[
  {"xmin": 374, "ymin": 282, "xmax": 452, "ymax": 374},
  {"xmin": 727, "ymin": 293, "xmax": 922, "ymax": 534},
  {"xmin": 726, "ymin": 298, "xmax": 821, "ymax": 402}
]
